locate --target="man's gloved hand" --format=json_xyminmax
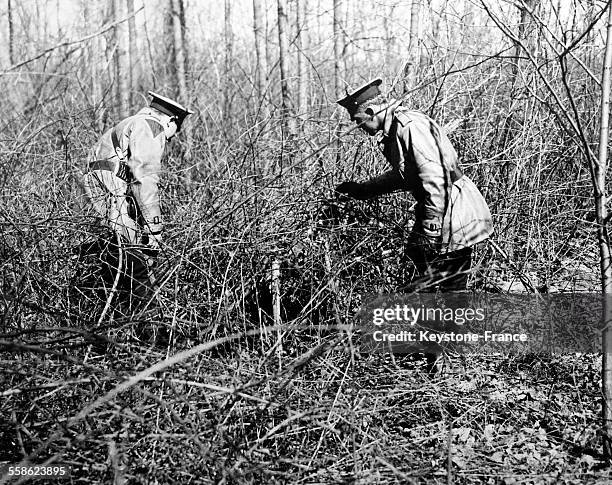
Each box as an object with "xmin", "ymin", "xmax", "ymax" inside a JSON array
[
  {"xmin": 409, "ymin": 228, "xmax": 441, "ymax": 260},
  {"xmin": 335, "ymin": 181, "xmax": 370, "ymax": 200},
  {"xmin": 415, "ymin": 233, "xmax": 439, "ymax": 256},
  {"xmin": 142, "ymin": 231, "xmax": 162, "ymax": 258}
]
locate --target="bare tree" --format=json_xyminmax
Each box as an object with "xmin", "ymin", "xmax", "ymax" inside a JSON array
[
  {"xmin": 172, "ymin": 0, "xmax": 188, "ymax": 100},
  {"xmin": 8, "ymin": 0, "xmax": 15, "ymax": 65},
  {"xmin": 112, "ymin": 0, "xmax": 129, "ymax": 114},
  {"xmin": 296, "ymin": 0, "xmax": 308, "ymax": 122},
  {"xmin": 333, "ymin": 0, "xmax": 344, "ymax": 96},
  {"xmin": 511, "ymin": 0, "xmax": 539, "ymax": 86},
  {"xmin": 332, "ymin": 0, "xmax": 346, "ymax": 165},
  {"xmin": 384, "ymin": 3, "xmax": 396, "ymax": 67},
  {"xmin": 253, "ymin": 0, "xmax": 268, "ymax": 114},
  {"xmin": 277, "ymin": 0, "xmax": 295, "ymax": 137},
  {"xmin": 598, "ymin": 0, "xmax": 612, "ymax": 460},
  {"xmin": 392, "ymin": 0, "xmax": 420, "ymax": 96},
  {"xmin": 163, "ymin": 0, "xmax": 175, "ymax": 87},
  {"xmin": 127, "ymin": 0, "xmax": 137, "ymax": 106},
  {"xmin": 480, "ymin": 0, "xmax": 612, "ymax": 455},
  {"xmin": 177, "ymin": 0, "xmax": 188, "ymax": 72},
  {"xmin": 266, "ymin": 0, "xmax": 274, "ymax": 85},
  {"xmin": 406, "ymin": 0, "xmax": 420, "ymax": 92},
  {"xmin": 83, "ymin": 2, "xmax": 102, "ymax": 129},
  {"xmin": 224, "ymin": 0, "xmax": 233, "ymax": 118}
]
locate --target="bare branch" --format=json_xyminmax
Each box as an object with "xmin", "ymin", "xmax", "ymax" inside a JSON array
[{"xmin": 2, "ymin": 6, "xmax": 144, "ymax": 73}]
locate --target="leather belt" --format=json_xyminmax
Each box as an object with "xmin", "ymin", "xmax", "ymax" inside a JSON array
[
  {"xmin": 88, "ymin": 158, "xmax": 131, "ymax": 182},
  {"xmin": 88, "ymin": 159, "xmax": 116, "ymax": 172},
  {"xmin": 87, "ymin": 125, "xmax": 131, "ymax": 181}
]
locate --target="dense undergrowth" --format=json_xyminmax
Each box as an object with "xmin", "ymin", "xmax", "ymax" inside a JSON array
[
  {"xmin": 0, "ymin": 343, "xmax": 607, "ymax": 483},
  {"xmin": 0, "ymin": 43, "xmax": 607, "ymax": 481}
]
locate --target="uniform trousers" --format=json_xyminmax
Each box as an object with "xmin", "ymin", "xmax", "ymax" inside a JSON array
[
  {"xmin": 404, "ymin": 245, "xmax": 473, "ymax": 292},
  {"xmin": 83, "ymin": 169, "xmax": 157, "ymax": 313}
]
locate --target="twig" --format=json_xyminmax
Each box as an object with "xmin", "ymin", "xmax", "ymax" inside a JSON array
[
  {"xmin": 488, "ymin": 239, "xmax": 536, "ymax": 293},
  {"xmin": 271, "ymin": 258, "xmax": 283, "ymax": 366},
  {"xmin": 447, "ymin": 418, "xmax": 453, "ymax": 485},
  {"xmin": 107, "ymin": 440, "xmax": 126, "ymax": 485},
  {"xmin": 97, "ymin": 232, "xmax": 123, "ymax": 326},
  {"xmin": 5, "ymin": 323, "xmax": 353, "ymax": 474},
  {"xmin": 3, "ymin": 7, "xmax": 144, "ymax": 73}
]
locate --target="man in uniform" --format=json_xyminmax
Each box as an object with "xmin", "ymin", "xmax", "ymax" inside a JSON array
[
  {"xmin": 335, "ymin": 79, "xmax": 493, "ymax": 291},
  {"xmin": 83, "ymin": 91, "xmax": 192, "ymax": 318}
]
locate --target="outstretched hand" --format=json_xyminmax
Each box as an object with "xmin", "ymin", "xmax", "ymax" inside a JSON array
[
  {"xmin": 335, "ymin": 181, "xmax": 370, "ymax": 200},
  {"xmin": 142, "ymin": 232, "xmax": 162, "ymax": 258},
  {"xmin": 408, "ymin": 230, "xmax": 441, "ymax": 259}
]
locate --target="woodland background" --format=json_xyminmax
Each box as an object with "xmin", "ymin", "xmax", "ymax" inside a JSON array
[{"xmin": 0, "ymin": 0, "xmax": 610, "ymax": 483}]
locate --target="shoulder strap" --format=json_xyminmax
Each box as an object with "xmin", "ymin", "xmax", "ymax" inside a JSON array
[
  {"xmin": 110, "ymin": 127, "xmax": 126, "ymax": 161},
  {"xmin": 110, "ymin": 126, "xmax": 132, "ymax": 181}
]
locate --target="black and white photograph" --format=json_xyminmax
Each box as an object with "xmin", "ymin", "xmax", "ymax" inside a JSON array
[{"xmin": 1, "ymin": 0, "xmax": 611, "ymax": 482}]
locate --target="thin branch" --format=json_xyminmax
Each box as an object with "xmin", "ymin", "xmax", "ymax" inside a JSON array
[
  {"xmin": 481, "ymin": 0, "xmax": 598, "ymax": 165},
  {"xmin": 559, "ymin": 0, "xmax": 611, "ymax": 57},
  {"xmin": 2, "ymin": 6, "xmax": 144, "ymax": 73},
  {"xmin": 520, "ymin": 0, "xmax": 602, "ymax": 86}
]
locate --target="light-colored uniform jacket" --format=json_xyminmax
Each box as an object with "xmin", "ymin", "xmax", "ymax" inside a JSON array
[
  {"xmin": 86, "ymin": 107, "xmax": 167, "ymax": 240},
  {"xmin": 361, "ymin": 104, "xmax": 493, "ymax": 253}
]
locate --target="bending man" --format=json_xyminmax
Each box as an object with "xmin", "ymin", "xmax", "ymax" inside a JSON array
[
  {"xmin": 83, "ymin": 91, "xmax": 192, "ymax": 313},
  {"xmin": 335, "ymin": 79, "xmax": 493, "ymax": 291}
]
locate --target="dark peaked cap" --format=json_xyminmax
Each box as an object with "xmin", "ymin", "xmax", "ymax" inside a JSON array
[
  {"xmin": 148, "ymin": 91, "xmax": 193, "ymax": 131},
  {"xmin": 336, "ymin": 78, "xmax": 383, "ymax": 114}
]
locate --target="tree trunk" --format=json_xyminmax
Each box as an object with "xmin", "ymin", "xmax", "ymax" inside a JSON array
[
  {"xmin": 333, "ymin": 0, "xmax": 346, "ymax": 164},
  {"xmin": 265, "ymin": 0, "xmax": 274, "ymax": 87},
  {"xmin": 271, "ymin": 259, "xmax": 282, "ymax": 365},
  {"xmin": 296, "ymin": 0, "xmax": 308, "ymax": 123},
  {"xmin": 511, "ymin": 0, "xmax": 531, "ymax": 86},
  {"xmin": 333, "ymin": 0, "xmax": 344, "ymax": 97},
  {"xmin": 384, "ymin": 4, "xmax": 395, "ymax": 68},
  {"xmin": 277, "ymin": 0, "xmax": 295, "ymax": 137},
  {"xmin": 178, "ymin": 0, "xmax": 188, "ymax": 74},
  {"xmin": 56, "ymin": 0, "xmax": 61, "ymax": 38},
  {"xmin": 409, "ymin": 0, "xmax": 419, "ymax": 58},
  {"xmin": 253, "ymin": 0, "xmax": 268, "ymax": 114},
  {"xmin": 8, "ymin": 0, "xmax": 15, "ymax": 65},
  {"xmin": 172, "ymin": 0, "xmax": 188, "ymax": 100},
  {"xmin": 224, "ymin": 0, "xmax": 233, "ymax": 119},
  {"xmin": 83, "ymin": 2, "xmax": 102, "ymax": 129},
  {"xmin": 583, "ymin": 0, "xmax": 595, "ymax": 69},
  {"xmin": 404, "ymin": 0, "xmax": 420, "ymax": 93},
  {"xmin": 127, "ymin": 0, "xmax": 137, "ymax": 107},
  {"xmin": 113, "ymin": 0, "xmax": 129, "ymax": 115},
  {"xmin": 344, "ymin": 0, "xmax": 351, "ymax": 74},
  {"xmin": 598, "ymin": 0, "xmax": 612, "ymax": 460},
  {"xmin": 391, "ymin": 0, "xmax": 419, "ymax": 96},
  {"xmin": 164, "ymin": 0, "xmax": 176, "ymax": 87}
]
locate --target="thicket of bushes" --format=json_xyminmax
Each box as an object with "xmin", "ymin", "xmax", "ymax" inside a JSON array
[{"xmin": 1, "ymin": 3, "xmax": 608, "ymax": 481}]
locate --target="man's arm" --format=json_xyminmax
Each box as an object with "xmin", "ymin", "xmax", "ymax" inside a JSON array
[
  {"xmin": 126, "ymin": 119, "xmax": 165, "ymax": 236},
  {"xmin": 358, "ymin": 169, "xmax": 407, "ymax": 198},
  {"xmin": 416, "ymin": 159, "xmax": 447, "ymax": 241},
  {"xmin": 398, "ymin": 114, "xmax": 453, "ymax": 243},
  {"xmin": 336, "ymin": 170, "xmax": 406, "ymax": 199}
]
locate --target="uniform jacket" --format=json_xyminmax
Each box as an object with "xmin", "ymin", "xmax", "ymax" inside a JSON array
[
  {"xmin": 89, "ymin": 107, "xmax": 167, "ymax": 234},
  {"xmin": 361, "ymin": 103, "xmax": 493, "ymax": 252}
]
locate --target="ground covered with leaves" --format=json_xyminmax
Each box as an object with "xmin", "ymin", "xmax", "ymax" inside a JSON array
[{"xmin": 0, "ymin": 334, "xmax": 608, "ymax": 484}]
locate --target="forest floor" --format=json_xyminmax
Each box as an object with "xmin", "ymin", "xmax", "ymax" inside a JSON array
[{"xmin": 0, "ymin": 334, "xmax": 610, "ymax": 484}]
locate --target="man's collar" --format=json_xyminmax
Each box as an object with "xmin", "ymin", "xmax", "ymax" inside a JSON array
[{"xmin": 369, "ymin": 99, "xmax": 402, "ymax": 138}]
